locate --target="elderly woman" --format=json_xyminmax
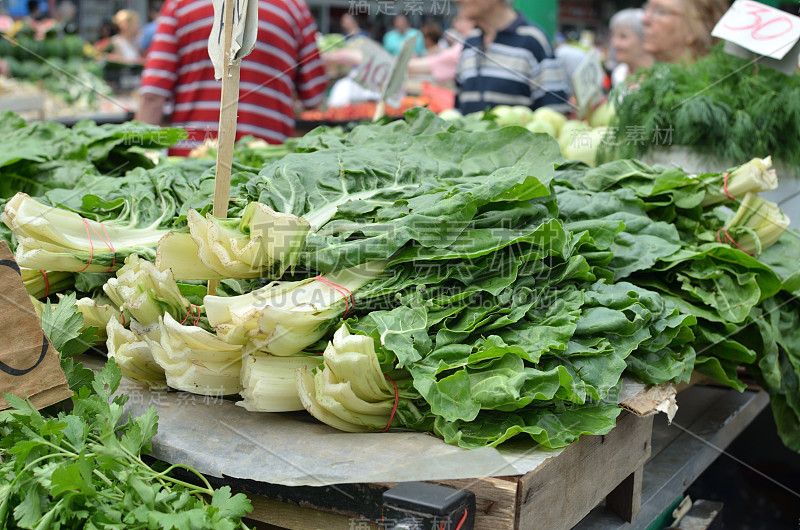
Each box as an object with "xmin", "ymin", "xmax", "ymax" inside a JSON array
[
  {"xmin": 642, "ymin": 0, "xmax": 729, "ymax": 63},
  {"xmin": 609, "ymin": 8, "xmax": 653, "ymax": 86}
]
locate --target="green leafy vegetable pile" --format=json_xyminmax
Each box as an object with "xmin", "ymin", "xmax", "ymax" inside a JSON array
[
  {"xmin": 602, "ymin": 45, "xmax": 800, "ymax": 172},
  {"xmin": 2, "ymin": 108, "xmax": 799, "ymax": 465}
]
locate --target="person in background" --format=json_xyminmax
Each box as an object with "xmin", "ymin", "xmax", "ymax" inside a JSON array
[
  {"xmin": 407, "ymin": 12, "xmax": 475, "ymax": 86},
  {"xmin": 421, "ymin": 22, "xmax": 443, "ymax": 55},
  {"xmin": 25, "ymin": 1, "xmax": 45, "ymax": 23},
  {"xmin": 136, "ymin": 0, "xmax": 327, "ymax": 156},
  {"xmin": 454, "ymin": 0, "xmax": 571, "ymax": 114},
  {"xmin": 642, "ymin": 0, "xmax": 728, "ymax": 63},
  {"xmin": 554, "ymin": 33, "xmax": 589, "ymax": 94},
  {"xmin": 139, "ymin": 2, "xmax": 163, "ymax": 55},
  {"xmin": 609, "ymin": 8, "xmax": 653, "ymax": 86},
  {"xmin": 54, "ymin": 1, "xmax": 78, "ymax": 35},
  {"xmin": 340, "ymin": 12, "xmax": 370, "ymax": 40},
  {"xmin": 94, "ymin": 19, "xmax": 117, "ymax": 53},
  {"xmin": 383, "ymin": 14, "xmax": 425, "ymax": 56},
  {"xmin": 107, "ymin": 10, "xmax": 143, "ymax": 65}
]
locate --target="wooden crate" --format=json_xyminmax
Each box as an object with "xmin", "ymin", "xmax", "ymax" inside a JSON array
[{"xmin": 222, "ymin": 411, "xmax": 654, "ymax": 530}]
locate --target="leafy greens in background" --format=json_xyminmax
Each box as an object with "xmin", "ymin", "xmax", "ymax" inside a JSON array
[{"xmin": 602, "ymin": 46, "xmax": 800, "ymax": 171}]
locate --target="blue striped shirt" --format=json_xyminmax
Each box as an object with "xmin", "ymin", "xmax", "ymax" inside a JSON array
[{"xmin": 456, "ymin": 14, "xmax": 572, "ymax": 114}]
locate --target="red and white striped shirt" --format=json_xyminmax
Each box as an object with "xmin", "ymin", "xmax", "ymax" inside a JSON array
[{"xmin": 140, "ymin": 0, "xmax": 327, "ymax": 155}]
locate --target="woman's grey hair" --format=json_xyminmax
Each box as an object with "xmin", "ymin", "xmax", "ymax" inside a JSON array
[{"xmin": 610, "ymin": 8, "xmax": 645, "ymax": 40}]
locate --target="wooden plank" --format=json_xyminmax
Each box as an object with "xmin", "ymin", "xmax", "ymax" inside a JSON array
[
  {"xmin": 605, "ymin": 465, "xmax": 643, "ymax": 522},
  {"xmin": 650, "ymin": 386, "xmax": 727, "ymax": 460},
  {"xmin": 247, "ymin": 495, "xmax": 379, "ymax": 530},
  {"xmin": 516, "ymin": 412, "xmax": 654, "ymax": 530},
  {"xmin": 432, "ymin": 477, "xmax": 518, "ymax": 530},
  {"xmin": 631, "ymin": 390, "xmax": 768, "ymax": 529},
  {"xmin": 574, "ymin": 388, "xmax": 769, "ymax": 530},
  {"xmin": 242, "ymin": 478, "xmax": 515, "ymax": 530}
]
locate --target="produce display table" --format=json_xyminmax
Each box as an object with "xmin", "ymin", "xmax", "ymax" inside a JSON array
[
  {"xmin": 105, "ymin": 359, "xmax": 667, "ymax": 530},
  {"xmin": 224, "ymin": 411, "xmax": 653, "ymax": 530},
  {"xmin": 50, "ymin": 110, "xmax": 134, "ymax": 127},
  {"xmin": 0, "ymin": 93, "xmax": 46, "ymax": 119},
  {"xmin": 576, "ymin": 385, "xmax": 769, "ymax": 529},
  {"xmin": 108, "ymin": 352, "xmax": 765, "ymax": 530}
]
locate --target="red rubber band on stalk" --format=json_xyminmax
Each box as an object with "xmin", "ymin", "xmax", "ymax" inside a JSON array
[
  {"xmin": 40, "ymin": 270, "xmax": 49, "ymax": 297},
  {"xmin": 722, "ymin": 172, "xmax": 735, "ymax": 201},
  {"xmin": 314, "ymin": 275, "xmax": 354, "ymax": 316},
  {"xmin": 77, "ymin": 219, "xmax": 116, "ymax": 272},
  {"xmin": 180, "ymin": 304, "xmax": 202, "ymax": 326},
  {"xmin": 382, "ymin": 375, "xmax": 399, "ymax": 433},
  {"xmin": 119, "ymin": 311, "xmax": 126, "ymax": 326},
  {"xmin": 716, "ymin": 228, "xmax": 756, "ymax": 255}
]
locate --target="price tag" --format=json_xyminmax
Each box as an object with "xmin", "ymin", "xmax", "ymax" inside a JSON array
[
  {"xmin": 572, "ymin": 49, "xmax": 604, "ymax": 119},
  {"xmin": 208, "ymin": 0, "xmax": 258, "ymax": 80},
  {"xmin": 381, "ymin": 36, "xmax": 417, "ymax": 107},
  {"xmin": 712, "ymin": 0, "xmax": 800, "ymax": 60},
  {"xmin": 0, "ymin": 242, "xmax": 71, "ymax": 411},
  {"xmin": 352, "ymin": 38, "xmax": 395, "ymax": 95}
]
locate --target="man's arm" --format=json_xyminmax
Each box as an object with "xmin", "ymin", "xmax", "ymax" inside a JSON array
[{"xmin": 135, "ymin": 93, "xmax": 167, "ymax": 125}]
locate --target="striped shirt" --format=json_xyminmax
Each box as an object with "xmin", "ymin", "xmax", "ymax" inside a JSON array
[
  {"xmin": 456, "ymin": 13, "xmax": 572, "ymax": 115},
  {"xmin": 140, "ymin": 0, "xmax": 327, "ymax": 155}
]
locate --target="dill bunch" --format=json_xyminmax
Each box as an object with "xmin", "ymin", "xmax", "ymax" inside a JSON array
[{"xmin": 601, "ymin": 45, "xmax": 800, "ymax": 173}]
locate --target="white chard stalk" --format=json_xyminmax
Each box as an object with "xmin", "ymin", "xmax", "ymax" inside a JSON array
[
  {"xmin": 21, "ymin": 268, "xmax": 72, "ymax": 299},
  {"xmin": 156, "ymin": 202, "xmax": 310, "ymax": 280},
  {"xmin": 702, "ymin": 157, "xmax": 779, "ymax": 206},
  {"xmin": 75, "ymin": 296, "xmax": 121, "ymax": 341},
  {"xmin": 104, "ymin": 254, "xmax": 190, "ymax": 326},
  {"xmin": 144, "ymin": 313, "xmax": 243, "ymax": 396},
  {"xmin": 205, "ymin": 262, "xmax": 386, "ymax": 356},
  {"xmin": 238, "ymin": 345, "xmax": 323, "ymax": 412},
  {"xmin": 107, "ymin": 318, "xmax": 167, "ymax": 389},
  {"xmin": 2, "ymin": 193, "xmax": 167, "ymax": 272},
  {"xmin": 723, "ymin": 192, "xmax": 790, "ymax": 254},
  {"xmin": 296, "ymin": 325, "xmax": 396, "ymax": 433}
]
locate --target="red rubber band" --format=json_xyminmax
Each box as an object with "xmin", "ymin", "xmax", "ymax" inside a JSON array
[
  {"xmin": 180, "ymin": 304, "xmax": 202, "ymax": 326},
  {"xmin": 77, "ymin": 219, "xmax": 116, "ymax": 273},
  {"xmin": 381, "ymin": 375, "xmax": 399, "ymax": 433},
  {"xmin": 314, "ymin": 275, "xmax": 354, "ymax": 317},
  {"xmin": 716, "ymin": 228, "xmax": 756, "ymax": 255},
  {"xmin": 119, "ymin": 311, "xmax": 126, "ymax": 326},
  {"xmin": 722, "ymin": 172, "xmax": 734, "ymax": 201},
  {"xmin": 40, "ymin": 270, "xmax": 49, "ymax": 297}
]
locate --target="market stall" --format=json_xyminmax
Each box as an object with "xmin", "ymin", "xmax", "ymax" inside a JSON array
[
  {"xmin": 0, "ymin": 20, "xmax": 136, "ymax": 124},
  {"xmin": 1, "ymin": 104, "xmax": 798, "ymax": 528},
  {"xmin": 1, "ymin": 2, "xmax": 800, "ymax": 528}
]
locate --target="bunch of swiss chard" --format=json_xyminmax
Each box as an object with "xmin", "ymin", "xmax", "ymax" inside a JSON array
[
  {"xmin": 555, "ymin": 155, "xmax": 799, "ymax": 450},
  {"xmin": 2, "ymin": 108, "xmax": 800, "ymax": 454}
]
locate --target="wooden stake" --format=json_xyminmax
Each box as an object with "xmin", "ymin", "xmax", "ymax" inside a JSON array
[
  {"xmin": 372, "ymin": 99, "xmax": 386, "ymax": 122},
  {"xmin": 208, "ymin": 0, "xmax": 241, "ymax": 296}
]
